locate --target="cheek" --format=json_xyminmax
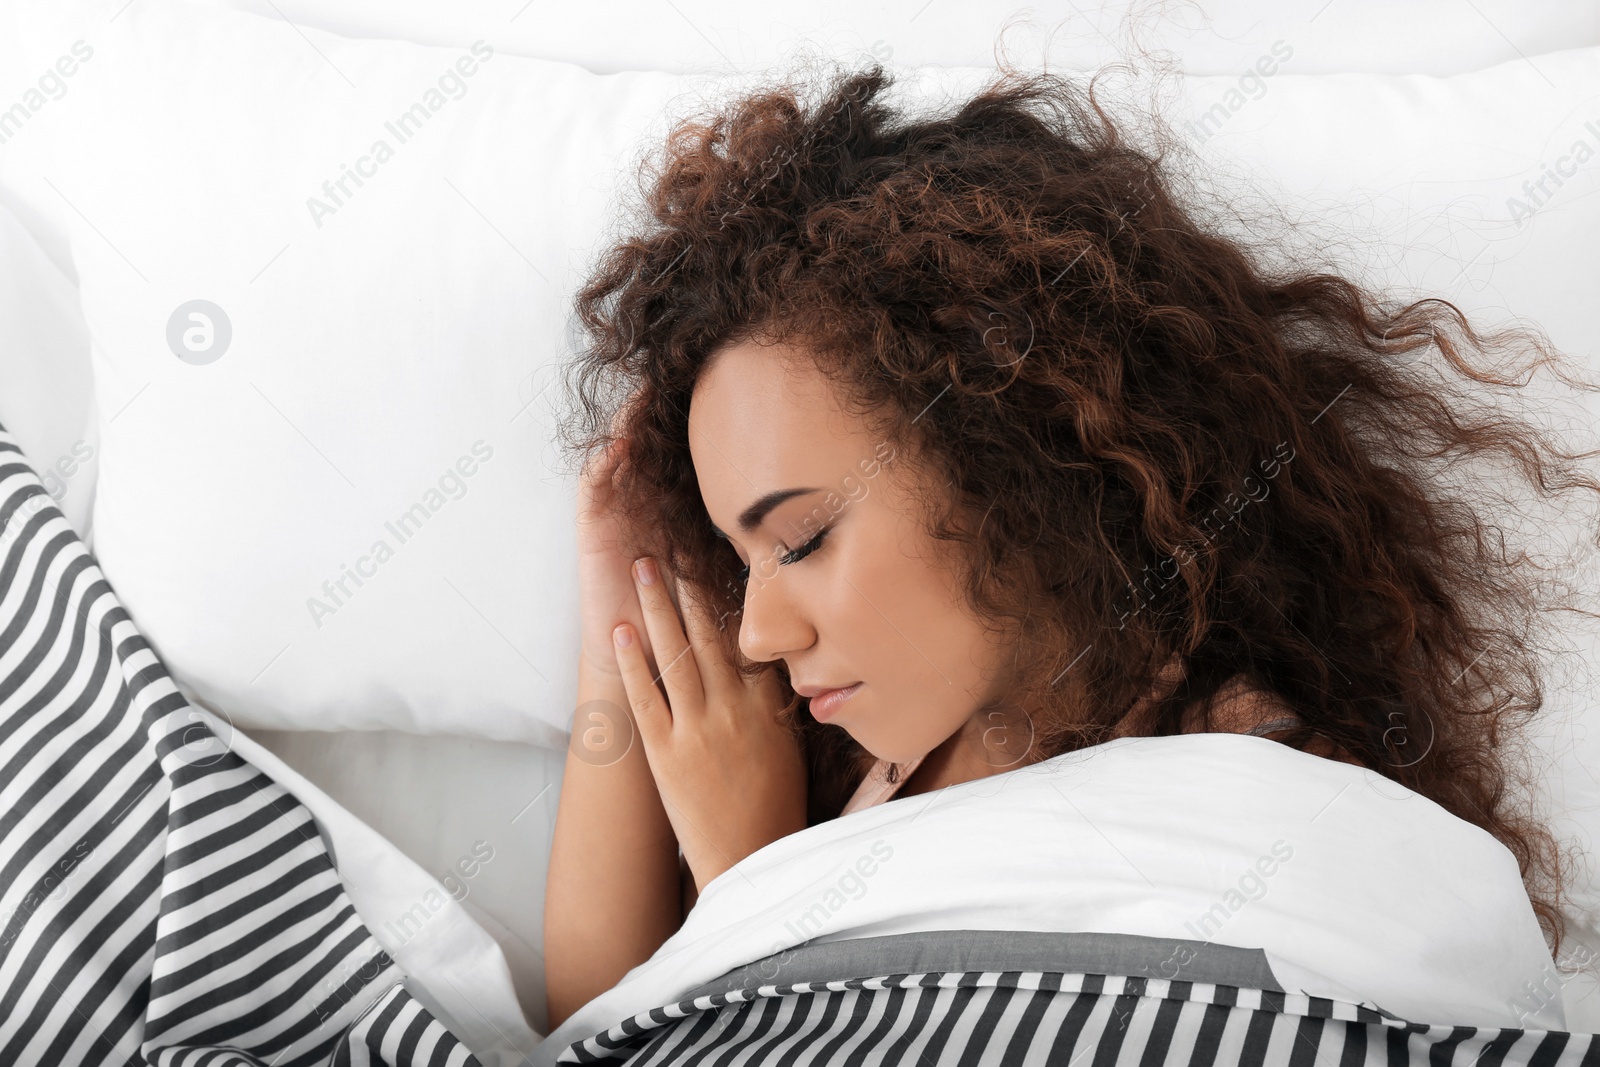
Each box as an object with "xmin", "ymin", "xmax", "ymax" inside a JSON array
[{"xmin": 841, "ymin": 525, "xmax": 994, "ymax": 737}]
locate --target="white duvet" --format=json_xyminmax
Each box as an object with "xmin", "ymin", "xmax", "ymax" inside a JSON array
[{"xmin": 540, "ymin": 732, "xmax": 1567, "ymax": 1056}]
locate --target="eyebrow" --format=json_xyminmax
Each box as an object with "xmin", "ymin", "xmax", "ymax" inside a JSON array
[{"xmin": 711, "ymin": 487, "xmax": 822, "ymax": 539}]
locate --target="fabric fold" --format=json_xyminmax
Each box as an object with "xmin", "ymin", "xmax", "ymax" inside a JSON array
[{"xmin": 0, "ymin": 422, "xmax": 481, "ymax": 1066}]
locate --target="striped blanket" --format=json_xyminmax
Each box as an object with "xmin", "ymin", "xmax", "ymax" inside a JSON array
[
  {"xmin": 0, "ymin": 421, "xmax": 480, "ymax": 1064},
  {"xmin": 547, "ymin": 930, "xmax": 1600, "ymax": 1065}
]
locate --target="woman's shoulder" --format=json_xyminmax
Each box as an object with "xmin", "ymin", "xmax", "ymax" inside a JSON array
[
  {"xmin": 1198, "ymin": 673, "xmax": 1364, "ymax": 766},
  {"xmin": 1194, "ymin": 673, "xmax": 1299, "ymax": 734}
]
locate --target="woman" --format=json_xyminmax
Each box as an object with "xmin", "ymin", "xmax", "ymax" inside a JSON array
[{"xmin": 543, "ymin": 61, "xmax": 1600, "ymax": 1029}]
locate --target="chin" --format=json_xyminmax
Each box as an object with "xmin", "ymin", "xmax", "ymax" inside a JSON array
[{"xmin": 843, "ymin": 726, "xmax": 932, "ymax": 766}]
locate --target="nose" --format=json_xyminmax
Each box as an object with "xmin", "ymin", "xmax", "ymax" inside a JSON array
[{"xmin": 737, "ymin": 558, "xmax": 814, "ymax": 666}]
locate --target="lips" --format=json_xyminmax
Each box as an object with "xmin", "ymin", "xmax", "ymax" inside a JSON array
[
  {"xmin": 805, "ymin": 682, "xmax": 863, "ymax": 722},
  {"xmin": 792, "ymin": 682, "xmax": 861, "ymax": 699}
]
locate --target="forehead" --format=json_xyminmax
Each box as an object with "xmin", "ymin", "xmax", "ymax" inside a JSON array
[{"xmin": 688, "ymin": 339, "xmax": 863, "ymax": 510}]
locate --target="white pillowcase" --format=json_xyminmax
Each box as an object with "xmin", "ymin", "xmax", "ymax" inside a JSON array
[
  {"xmin": 163, "ymin": 0, "xmax": 1600, "ymax": 77},
  {"xmin": 2, "ymin": 0, "xmax": 717, "ymax": 746},
  {"xmin": 0, "ymin": 200, "xmax": 96, "ymax": 542},
  {"xmin": 2, "ymin": 0, "xmax": 1599, "ymax": 757}
]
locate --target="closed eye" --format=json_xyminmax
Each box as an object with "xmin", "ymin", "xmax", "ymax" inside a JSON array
[{"xmin": 737, "ymin": 526, "xmax": 829, "ymax": 584}]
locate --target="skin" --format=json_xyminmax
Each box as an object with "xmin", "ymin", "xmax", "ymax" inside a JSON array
[{"xmin": 687, "ymin": 336, "xmax": 1043, "ymax": 795}]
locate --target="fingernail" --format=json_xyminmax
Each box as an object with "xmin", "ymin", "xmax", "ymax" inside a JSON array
[
  {"xmin": 635, "ymin": 557, "xmax": 657, "ymax": 586},
  {"xmin": 613, "ymin": 624, "xmax": 633, "ymax": 647}
]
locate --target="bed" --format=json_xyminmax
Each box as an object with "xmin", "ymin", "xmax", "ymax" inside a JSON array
[{"xmin": 1, "ymin": 1, "xmax": 1599, "ymax": 1062}]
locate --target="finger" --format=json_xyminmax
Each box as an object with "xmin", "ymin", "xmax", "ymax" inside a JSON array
[
  {"xmin": 615, "ymin": 585, "xmax": 663, "ymax": 681},
  {"xmin": 677, "ymin": 576, "xmax": 743, "ymax": 696},
  {"xmin": 632, "ymin": 556, "xmax": 705, "ymax": 716},
  {"xmin": 612, "ymin": 621, "xmax": 671, "ymax": 747},
  {"xmin": 611, "ymin": 572, "xmax": 672, "ymax": 685}
]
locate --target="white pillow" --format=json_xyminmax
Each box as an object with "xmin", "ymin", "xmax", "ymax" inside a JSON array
[
  {"xmin": 8, "ymin": 0, "xmax": 1600, "ymax": 81},
  {"xmin": 0, "ymin": 201, "xmax": 96, "ymax": 542},
  {"xmin": 0, "ymin": 0, "xmax": 721, "ymax": 746},
  {"xmin": 137, "ymin": 0, "xmax": 1600, "ymax": 77},
  {"xmin": 2, "ymin": 0, "xmax": 1599, "ymax": 756}
]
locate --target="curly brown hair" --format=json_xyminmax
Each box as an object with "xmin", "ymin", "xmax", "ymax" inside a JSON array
[{"xmin": 556, "ymin": 59, "xmax": 1600, "ymax": 960}]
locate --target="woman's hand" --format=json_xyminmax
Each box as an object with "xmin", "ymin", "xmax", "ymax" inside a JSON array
[
  {"xmin": 612, "ymin": 555, "xmax": 809, "ymax": 893},
  {"xmin": 577, "ymin": 427, "xmax": 668, "ymax": 678}
]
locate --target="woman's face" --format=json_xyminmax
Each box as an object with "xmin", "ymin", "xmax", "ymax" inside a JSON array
[{"xmin": 689, "ymin": 338, "xmax": 1019, "ymax": 764}]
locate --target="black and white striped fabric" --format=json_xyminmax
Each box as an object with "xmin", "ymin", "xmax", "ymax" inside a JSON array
[
  {"xmin": 551, "ymin": 932, "xmax": 1600, "ymax": 1066},
  {"xmin": 0, "ymin": 421, "xmax": 479, "ymax": 1066}
]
